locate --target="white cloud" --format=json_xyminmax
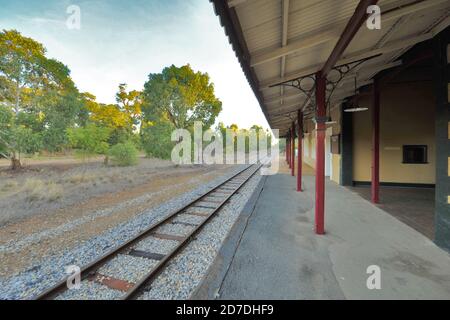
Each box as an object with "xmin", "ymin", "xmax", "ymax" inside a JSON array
[{"xmin": 0, "ymin": 0, "xmax": 271, "ymax": 131}]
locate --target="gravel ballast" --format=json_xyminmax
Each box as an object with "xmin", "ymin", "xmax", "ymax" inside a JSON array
[
  {"xmin": 56, "ymin": 280, "xmax": 123, "ymax": 300},
  {"xmin": 97, "ymin": 254, "xmax": 159, "ymax": 284},
  {"xmin": 134, "ymin": 237, "xmax": 178, "ymax": 255},
  {"xmin": 173, "ymin": 214, "xmax": 204, "ymax": 225},
  {"xmin": 139, "ymin": 171, "xmax": 262, "ymax": 300},
  {"xmin": 0, "ymin": 164, "xmax": 262, "ymax": 299}
]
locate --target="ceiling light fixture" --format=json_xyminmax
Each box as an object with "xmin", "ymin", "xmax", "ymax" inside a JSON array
[{"xmin": 344, "ymin": 75, "xmax": 368, "ymax": 113}]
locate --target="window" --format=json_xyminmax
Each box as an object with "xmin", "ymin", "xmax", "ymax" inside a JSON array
[
  {"xmin": 402, "ymin": 145, "xmax": 428, "ymax": 164},
  {"xmin": 330, "ymin": 135, "xmax": 340, "ymax": 154}
]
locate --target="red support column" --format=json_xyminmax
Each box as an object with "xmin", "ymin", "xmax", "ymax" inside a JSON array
[
  {"xmin": 291, "ymin": 124, "xmax": 295, "ymax": 177},
  {"xmin": 371, "ymin": 78, "xmax": 380, "ymax": 204},
  {"xmin": 287, "ymin": 134, "xmax": 290, "ymax": 167},
  {"xmin": 315, "ymin": 72, "xmax": 326, "ymax": 235},
  {"xmin": 297, "ymin": 111, "xmax": 303, "ymax": 192}
]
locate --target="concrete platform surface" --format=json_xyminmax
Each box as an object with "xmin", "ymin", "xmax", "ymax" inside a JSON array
[
  {"xmin": 210, "ymin": 172, "xmax": 450, "ymax": 300},
  {"xmin": 350, "ymin": 185, "xmax": 435, "ymax": 239}
]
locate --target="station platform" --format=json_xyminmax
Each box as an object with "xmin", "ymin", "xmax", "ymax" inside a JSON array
[{"xmin": 194, "ymin": 163, "xmax": 450, "ymax": 300}]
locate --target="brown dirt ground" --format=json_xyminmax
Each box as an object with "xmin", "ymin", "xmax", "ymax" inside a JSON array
[{"xmin": 0, "ymin": 157, "xmax": 234, "ymax": 277}]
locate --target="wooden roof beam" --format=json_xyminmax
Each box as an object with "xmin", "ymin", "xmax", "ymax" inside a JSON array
[{"xmin": 250, "ymin": 0, "xmax": 448, "ymax": 67}]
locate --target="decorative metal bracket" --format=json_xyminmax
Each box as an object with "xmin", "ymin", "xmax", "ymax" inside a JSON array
[
  {"xmin": 269, "ymin": 55, "xmax": 380, "ymax": 119},
  {"xmin": 324, "ymin": 56, "xmax": 375, "ymax": 108}
]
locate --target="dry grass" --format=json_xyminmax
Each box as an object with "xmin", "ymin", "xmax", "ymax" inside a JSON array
[
  {"xmin": 46, "ymin": 182, "xmax": 64, "ymax": 202},
  {"xmin": 65, "ymin": 173, "xmax": 98, "ymax": 184},
  {"xmin": 0, "ymin": 180, "xmax": 19, "ymax": 192},
  {"xmin": 23, "ymin": 178, "xmax": 64, "ymax": 202}
]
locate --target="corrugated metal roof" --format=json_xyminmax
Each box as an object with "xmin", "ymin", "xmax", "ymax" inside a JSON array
[{"xmin": 211, "ymin": 0, "xmax": 450, "ymax": 136}]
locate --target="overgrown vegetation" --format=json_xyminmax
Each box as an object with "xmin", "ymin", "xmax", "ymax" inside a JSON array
[{"xmin": 109, "ymin": 142, "xmax": 139, "ymax": 166}]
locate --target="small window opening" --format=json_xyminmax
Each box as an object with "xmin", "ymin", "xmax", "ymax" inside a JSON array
[{"xmin": 402, "ymin": 145, "xmax": 428, "ymax": 164}]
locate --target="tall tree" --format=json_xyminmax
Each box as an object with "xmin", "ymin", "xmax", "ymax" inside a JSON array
[
  {"xmin": 0, "ymin": 29, "xmax": 46, "ymax": 115},
  {"xmin": 0, "ymin": 29, "xmax": 83, "ymax": 167},
  {"xmin": 85, "ymin": 87, "xmax": 141, "ymax": 145},
  {"xmin": 84, "ymin": 93, "xmax": 128, "ymax": 129},
  {"xmin": 142, "ymin": 64, "xmax": 222, "ymax": 131},
  {"xmin": 115, "ymin": 83, "xmax": 142, "ymax": 132}
]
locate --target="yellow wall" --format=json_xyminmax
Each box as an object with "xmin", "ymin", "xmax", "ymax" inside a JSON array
[
  {"xmin": 330, "ymin": 105, "xmax": 341, "ymax": 184},
  {"xmin": 353, "ymin": 80, "xmax": 436, "ymax": 184},
  {"xmin": 303, "ymin": 120, "xmax": 316, "ymax": 168},
  {"xmin": 331, "ymin": 154, "xmax": 341, "ymax": 184},
  {"xmin": 301, "ymin": 105, "xmax": 342, "ymax": 184}
]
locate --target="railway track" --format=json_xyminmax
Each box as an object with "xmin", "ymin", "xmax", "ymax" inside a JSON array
[{"xmin": 35, "ymin": 163, "xmax": 262, "ymax": 300}]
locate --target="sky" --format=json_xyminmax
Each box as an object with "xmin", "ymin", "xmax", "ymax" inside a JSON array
[{"xmin": 0, "ymin": 0, "xmax": 271, "ymax": 131}]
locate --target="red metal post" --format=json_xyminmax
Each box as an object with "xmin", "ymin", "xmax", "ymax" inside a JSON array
[
  {"xmin": 297, "ymin": 111, "xmax": 303, "ymax": 191},
  {"xmin": 315, "ymin": 72, "xmax": 326, "ymax": 235},
  {"xmin": 287, "ymin": 133, "xmax": 290, "ymax": 167},
  {"xmin": 291, "ymin": 124, "xmax": 295, "ymax": 177},
  {"xmin": 371, "ymin": 78, "xmax": 380, "ymax": 203},
  {"xmin": 321, "ymin": 0, "xmax": 379, "ymax": 76},
  {"xmin": 310, "ymin": 0, "xmax": 378, "ymax": 235}
]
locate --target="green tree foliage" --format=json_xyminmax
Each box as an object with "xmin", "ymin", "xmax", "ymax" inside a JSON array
[
  {"xmin": 141, "ymin": 65, "xmax": 222, "ymax": 159},
  {"xmin": 214, "ymin": 122, "xmax": 272, "ymax": 156},
  {"xmin": 0, "ymin": 30, "xmax": 85, "ymax": 166},
  {"xmin": 109, "ymin": 141, "xmax": 139, "ymax": 166},
  {"xmin": 0, "ymin": 106, "xmax": 42, "ymax": 168},
  {"xmin": 142, "ymin": 64, "xmax": 222, "ymax": 131},
  {"xmin": 141, "ymin": 120, "xmax": 174, "ymax": 159},
  {"xmin": 116, "ymin": 83, "xmax": 143, "ymax": 132},
  {"xmin": 67, "ymin": 124, "xmax": 111, "ymax": 160},
  {"xmin": 1, "ymin": 30, "xmax": 228, "ymax": 166},
  {"xmin": 86, "ymin": 85, "xmax": 143, "ymax": 146}
]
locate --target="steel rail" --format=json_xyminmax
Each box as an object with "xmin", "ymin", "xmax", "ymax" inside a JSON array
[
  {"xmin": 35, "ymin": 163, "xmax": 261, "ymax": 300},
  {"xmin": 122, "ymin": 163, "xmax": 262, "ymax": 299}
]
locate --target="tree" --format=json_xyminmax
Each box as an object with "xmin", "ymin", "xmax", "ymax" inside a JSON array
[
  {"xmin": 40, "ymin": 91, "xmax": 85, "ymax": 152},
  {"xmin": 67, "ymin": 123, "xmax": 111, "ymax": 161},
  {"xmin": 0, "ymin": 29, "xmax": 46, "ymax": 115},
  {"xmin": 86, "ymin": 98, "xmax": 128, "ymax": 129},
  {"xmin": 115, "ymin": 83, "xmax": 143, "ymax": 132},
  {"xmin": 142, "ymin": 64, "xmax": 222, "ymax": 131},
  {"xmin": 0, "ymin": 30, "xmax": 84, "ymax": 166},
  {"xmin": 250, "ymin": 124, "xmax": 263, "ymax": 134},
  {"xmin": 0, "ymin": 106, "xmax": 42, "ymax": 169},
  {"xmin": 141, "ymin": 120, "xmax": 174, "ymax": 159},
  {"xmin": 85, "ymin": 86, "xmax": 142, "ymax": 146}
]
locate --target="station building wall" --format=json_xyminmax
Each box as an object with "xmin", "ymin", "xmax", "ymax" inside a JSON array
[
  {"xmin": 301, "ymin": 105, "xmax": 341, "ymax": 184},
  {"xmin": 295, "ymin": 28, "xmax": 449, "ymax": 251},
  {"xmin": 352, "ymin": 79, "xmax": 436, "ymax": 185},
  {"xmin": 300, "ymin": 75, "xmax": 436, "ymax": 186}
]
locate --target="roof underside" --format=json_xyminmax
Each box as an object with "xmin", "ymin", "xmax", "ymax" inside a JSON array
[{"xmin": 211, "ymin": 0, "xmax": 450, "ymax": 136}]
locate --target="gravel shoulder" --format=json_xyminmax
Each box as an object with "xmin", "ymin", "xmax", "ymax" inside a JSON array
[
  {"xmin": 0, "ymin": 156, "xmax": 192, "ymax": 225},
  {"xmin": 139, "ymin": 171, "xmax": 263, "ymax": 300},
  {"xmin": 53, "ymin": 166, "xmax": 263, "ymax": 300},
  {"xmin": 0, "ymin": 163, "xmax": 254, "ymax": 299}
]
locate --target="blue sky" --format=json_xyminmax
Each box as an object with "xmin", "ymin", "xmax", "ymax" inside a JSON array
[{"xmin": 0, "ymin": 0, "xmax": 270, "ymax": 130}]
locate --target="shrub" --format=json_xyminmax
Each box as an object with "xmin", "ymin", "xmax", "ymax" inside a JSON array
[
  {"xmin": 109, "ymin": 142, "xmax": 139, "ymax": 166},
  {"xmin": 46, "ymin": 182, "xmax": 64, "ymax": 202},
  {"xmin": 67, "ymin": 124, "xmax": 111, "ymax": 158}
]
